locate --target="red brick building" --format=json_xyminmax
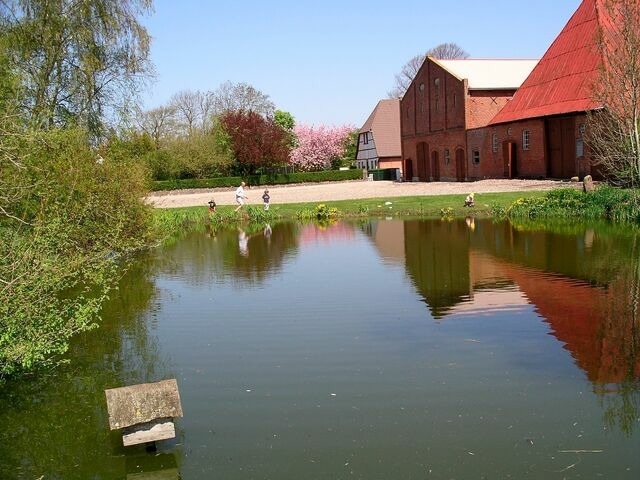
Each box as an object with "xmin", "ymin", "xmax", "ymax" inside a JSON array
[
  {"xmin": 399, "ymin": 0, "xmax": 635, "ymax": 182},
  {"xmin": 468, "ymin": 0, "xmax": 604, "ymax": 180},
  {"xmin": 400, "ymin": 58, "xmax": 537, "ymax": 181}
]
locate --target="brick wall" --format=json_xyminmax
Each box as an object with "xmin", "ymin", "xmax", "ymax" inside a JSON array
[
  {"xmin": 467, "ymin": 119, "xmax": 546, "ymax": 179},
  {"xmin": 401, "ymin": 57, "xmax": 525, "ymax": 182},
  {"xmin": 401, "ymin": 85, "xmax": 416, "ymax": 137},
  {"xmin": 466, "ymin": 90, "xmax": 516, "ymax": 129}
]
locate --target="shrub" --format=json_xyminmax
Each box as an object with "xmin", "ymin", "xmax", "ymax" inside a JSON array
[
  {"xmin": 505, "ymin": 186, "xmax": 640, "ymax": 223},
  {"xmin": 1, "ymin": 128, "xmax": 153, "ymax": 379},
  {"xmin": 144, "ymin": 149, "xmax": 181, "ymax": 181}
]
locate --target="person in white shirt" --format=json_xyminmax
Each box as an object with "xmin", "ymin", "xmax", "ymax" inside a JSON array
[{"xmin": 234, "ymin": 181, "xmax": 248, "ymax": 212}]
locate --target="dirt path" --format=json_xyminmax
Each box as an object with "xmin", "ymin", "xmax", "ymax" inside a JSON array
[{"xmin": 146, "ymin": 179, "xmax": 571, "ymax": 209}]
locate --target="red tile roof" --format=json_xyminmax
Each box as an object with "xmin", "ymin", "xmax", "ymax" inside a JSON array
[
  {"xmin": 359, "ymin": 99, "xmax": 401, "ymax": 158},
  {"xmin": 490, "ymin": 0, "xmax": 604, "ymax": 125}
]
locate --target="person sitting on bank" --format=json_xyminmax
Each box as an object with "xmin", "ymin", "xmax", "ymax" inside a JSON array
[
  {"xmin": 464, "ymin": 193, "xmax": 475, "ymax": 207},
  {"xmin": 208, "ymin": 198, "xmax": 216, "ymax": 214}
]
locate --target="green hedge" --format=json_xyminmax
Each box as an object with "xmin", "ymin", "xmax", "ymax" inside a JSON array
[{"xmin": 151, "ymin": 169, "xmax": 364, "ymax": 191}]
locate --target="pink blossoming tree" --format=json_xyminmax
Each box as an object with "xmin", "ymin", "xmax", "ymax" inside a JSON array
[{"xmin": 290, "ymin": 124, "xmax": 355, "ymax": 171}]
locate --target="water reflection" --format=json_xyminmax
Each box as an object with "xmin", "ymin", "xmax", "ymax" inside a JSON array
[
  {"xmin": 237, "ymin": 227, "xmax": 249, "ymax": 256},
  {"xmin": 401, "ymin": 219, "xmax": 472, "ymax": 317},
  {"xmin": 0, "ymin": 255, "xmax": 180, "ymax": 479},
  {"xmin": 158, "ymin": 222, "xmax": 300, "ymax": 286},
  {"xmin": 1, "ymin": 218, "xmax": 638, "ymax": 479},
  {"xmin": 364, "ymin": 218, "xmax": 640, "ymax": 433},
  {"xmin": 363, "ymin": 220, "xmax": 639, "ymax": 371}
]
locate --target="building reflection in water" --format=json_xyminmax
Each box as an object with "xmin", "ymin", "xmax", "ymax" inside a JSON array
[{"xmin": 363, "ymin": 218, "xmax": 640, "ymax": 391}]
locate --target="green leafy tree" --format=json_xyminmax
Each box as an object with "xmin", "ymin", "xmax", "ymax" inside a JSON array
[
  {"xmin": 104, "ymin": 130, "xmax": 156, "ymax": 162},
  {"xmin": 274, "ymin": 109, "xmax": 297, "ymax": 148},
  {"xmin": 164, "ymin": 132, "xmax": 234, "ymax": 179},
  {"xmin": 0, "ymin": 127, "xmax": 154, "ymax": 379},
  {"xmin": 0, "ymin": 1, "xmax": 155, "ymax": 380},
  {"xmin": 340, "ymin": 129, "xmax": 359, "ymax": 167},
  {"xmin": 0, "ymin": 0, "xmax": 153, "ymax": 138},
  {"xmin": 274, "ymin": 109, "xmax": 295, "ymax": 131}
]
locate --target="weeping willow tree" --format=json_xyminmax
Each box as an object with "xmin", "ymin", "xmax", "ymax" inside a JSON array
[
  {"xmin": 586, "ymin": 0, "xmax": 640, "ymax": 187},
  {"xmin": 0, "ymin": 0, "xmax": 153, "ymax": 138}
]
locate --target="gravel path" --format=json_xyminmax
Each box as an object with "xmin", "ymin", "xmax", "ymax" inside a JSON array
[{"xmin": 146, "ymin": 179, "xmax": 571, "ymax": 209}]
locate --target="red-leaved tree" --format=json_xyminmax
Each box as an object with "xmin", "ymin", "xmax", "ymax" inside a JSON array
[
  {"xmin": 290, "ymin": 124, "xmax": 355, "ymax": 171},
  {"xmin": 219, "ymin": 110, "xmax": 292, "ymax": 175}
]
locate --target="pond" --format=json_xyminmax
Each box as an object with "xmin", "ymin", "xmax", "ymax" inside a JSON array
[{"xmin": 1, "ymin": 218, "xmax": 639, "ymax": 479}]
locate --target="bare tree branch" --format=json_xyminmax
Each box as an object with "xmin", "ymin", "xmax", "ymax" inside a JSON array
[
  {"xmin": 388, "ymin": 42, "xmax": 469, "ymax": 98},
  {"xmin": 586, "ymin": 0, "xmax": 640, "ymax": 187}
]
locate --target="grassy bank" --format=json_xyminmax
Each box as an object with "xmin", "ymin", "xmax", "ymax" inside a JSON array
[
  {"xmin": 502, "ymin": 186, "xmax": 640, "ymax": 223},
  {"xmin": 152, "ymin": 190, "xmax": 548, "ymax": 232},
  {"xmin": 152, "ymin": 187, "xmax": 640, "ymax": 236}
]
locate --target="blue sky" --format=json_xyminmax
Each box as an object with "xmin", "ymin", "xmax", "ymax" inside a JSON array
[{"xmin": 142, "ymin": 0, "xmax": 582, "ymax": 128}]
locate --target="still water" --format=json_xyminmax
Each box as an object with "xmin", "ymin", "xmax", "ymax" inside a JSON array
[{"xmin": 1, "ymin": 218, "xmax": 639, "ymax": 479}]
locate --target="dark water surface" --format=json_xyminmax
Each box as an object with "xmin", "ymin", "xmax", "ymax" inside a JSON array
[{"xmin": 1, "ymin": 218, "xmax": 639, "ymax": 479}]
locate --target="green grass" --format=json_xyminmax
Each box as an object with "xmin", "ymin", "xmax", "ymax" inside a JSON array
[
  {"xmin": 151, "ymin": 186, "xmax": 640, "ymax": 241},
  {"xmin": 151, "ymin": 190, "xmax": 548, "ymax": 230}
]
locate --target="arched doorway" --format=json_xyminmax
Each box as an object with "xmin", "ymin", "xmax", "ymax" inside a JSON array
[
  {"xmin": 417, "ymin": 142, "xmax": 430, "ymax": 182},
  {"xmin": 431, "ymin": 151, "xmax": 440, "ymax": 181},
  {"xmin": 404, "ymin": 158, "xmax": 413, "ymax": 181},
  {"xmin": 455, "ymin": 148, "xmax": 466, "ymax": 181}
]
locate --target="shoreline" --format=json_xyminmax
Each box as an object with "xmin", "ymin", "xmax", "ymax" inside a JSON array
[{"xmin": 147, "ymin": 179, "xmax": 572, "ymax": 209}]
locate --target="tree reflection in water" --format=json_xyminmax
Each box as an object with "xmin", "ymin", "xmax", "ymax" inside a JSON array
[{"xmin": 0, "ymin": 254, "xmax": 178, "ymax": 478}]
